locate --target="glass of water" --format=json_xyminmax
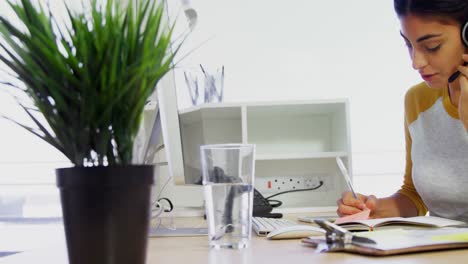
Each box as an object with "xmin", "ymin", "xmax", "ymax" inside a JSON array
[{"xmin": 201, "ymin": 144, "xmax": 255, "ymax": 249}]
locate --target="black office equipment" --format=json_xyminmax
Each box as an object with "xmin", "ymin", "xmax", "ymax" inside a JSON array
[
  {"xmin": 202, "ymin": 167, "xmax": 281, "ymax": 220},
  {"xmin": 253, "ymin": 189, "xmax": 282, "ymax": 218}
]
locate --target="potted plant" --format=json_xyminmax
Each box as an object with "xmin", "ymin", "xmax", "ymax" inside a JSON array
[{"xmin": 0, "ymin": 0, "xmax": 182, "ymax": 263}]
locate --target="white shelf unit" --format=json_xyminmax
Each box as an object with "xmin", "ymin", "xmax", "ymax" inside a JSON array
[{"xmin": 178, "ymin": 100, "xmax": 351, "ymax": 208}]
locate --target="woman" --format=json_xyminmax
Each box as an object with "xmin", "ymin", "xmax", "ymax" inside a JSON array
[{"xmin": 337, "ymin": 0, "xmax": 468, "ymax": 221}]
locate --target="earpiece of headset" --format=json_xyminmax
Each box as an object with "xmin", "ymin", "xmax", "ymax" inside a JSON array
[
  {"xmin": 447, "ymin": 21, "xmax": 468, "ymax": 83},
  {"xmin": 462, "ymin": 21, "xmax": 468, "ymax": 47}
]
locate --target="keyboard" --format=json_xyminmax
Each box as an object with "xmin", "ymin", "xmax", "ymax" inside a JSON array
[{"xmin": 252, "ymin": 217, "xmax": 297, "ymax": 236}]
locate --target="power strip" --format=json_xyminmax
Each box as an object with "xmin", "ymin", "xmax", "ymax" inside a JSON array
[{"xmin": 256, "ymin": 175, "xmax": 327, "ymax": 194}]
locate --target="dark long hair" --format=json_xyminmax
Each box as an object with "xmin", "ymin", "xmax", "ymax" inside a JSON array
[{"xmin": 394, "ymin": 0, "xmax": 468, "ymax": 25}]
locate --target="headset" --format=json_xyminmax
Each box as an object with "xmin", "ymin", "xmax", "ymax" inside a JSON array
[
  {"xmin": 463, "ymin": 21, "xmax": 468, "ymax": 47},
  {"xmin": 448, "ymin": 21, "xmax": 468, "ymax": 83}
]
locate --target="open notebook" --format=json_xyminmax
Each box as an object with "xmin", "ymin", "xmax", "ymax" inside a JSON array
[{"xmin": 335, "ymin": 216, "xmax": 467, "ymax": 231}]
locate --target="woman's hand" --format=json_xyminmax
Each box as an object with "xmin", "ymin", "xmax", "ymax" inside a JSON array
[
  {"xmin": 458, "ymin": 54, "xmax": 468, "ymax": 131},
  {"xmin": 336, "ymin": 191, "xmax": 378, "ymax": 217}
]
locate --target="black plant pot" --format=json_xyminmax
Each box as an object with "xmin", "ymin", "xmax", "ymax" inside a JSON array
[{"xmin": 56, "ymin": 165, "xmax": 154, "ymax": 264}]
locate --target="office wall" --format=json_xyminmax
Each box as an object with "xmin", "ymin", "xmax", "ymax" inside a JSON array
[
  {"xmin": 0, "ymin": 0, "xmax": 420, "ymax": 214},
  {"xmin": 168, "ymin": 0, "xmax": 421, "ymax": 196}
]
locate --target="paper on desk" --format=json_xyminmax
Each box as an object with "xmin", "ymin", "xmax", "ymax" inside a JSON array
[
  {"xmin": 334, "ymin": 209, "xmax": 370, "ymax": 225},
  {"xmin": 349, "ymin": 228, "xmax": 468, "ymax": 251},
  {"xmin": 431, "ymin": 232, "xmax": 468, "ymax": 242}
]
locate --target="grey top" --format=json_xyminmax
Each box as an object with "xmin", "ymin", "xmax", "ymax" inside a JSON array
[{"xmin": 409, "ymin": 98, "xmax": 468, "ymax": 222}]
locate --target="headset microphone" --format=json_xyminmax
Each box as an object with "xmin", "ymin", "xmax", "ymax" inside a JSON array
[{"xmin": 448, "ymin": 21, "xmax": 468, "ymax": 83}]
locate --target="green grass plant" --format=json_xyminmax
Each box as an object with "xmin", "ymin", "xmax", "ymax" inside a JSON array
[{"xmin": 0, "ymin": 0, "xmax": 181, "ymax": 166}]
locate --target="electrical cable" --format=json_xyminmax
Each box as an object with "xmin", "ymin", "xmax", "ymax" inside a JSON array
[
  {"xmin": 156, "ymin": 197, "xmax": 174, "ymax": 212},
  {"xmin": 265, "ymin": 181, "xmax": 324, "ymax": 200},
  {"xmin": 149, "ymin": 154, "xmax": 176, "ymax": 229},
  {"xmin": 150, "ymin": 196, "xmax": 175, "ymax": 230},
  {"xmin": 267, "ymin": 199, "xmax": 282, "ymax": 208}
]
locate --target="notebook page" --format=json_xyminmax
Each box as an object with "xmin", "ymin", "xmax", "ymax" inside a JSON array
[
  {"xmin": 395, "ymin": 216, "xmax": 467, "ymax": 227},
  {"xmin": 336, "ymin": 216, "xmax": 407, "ymax": 227},
  {"xmin": 334, "ymin": 209, "xmax": 371, "ymax": 225},
  {"xmin": 336, "ymin": 215, "xmax": 467, "ymax": 229}
]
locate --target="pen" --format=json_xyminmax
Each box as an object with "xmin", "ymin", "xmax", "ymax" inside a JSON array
[{"xmin": 336, "ymin": 156, "xmax": 358, "ymax": 199}]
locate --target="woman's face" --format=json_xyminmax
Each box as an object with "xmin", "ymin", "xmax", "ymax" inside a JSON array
[{"xmin": 399, "ymin": 14, "xmax": 466, "ymax": 89}]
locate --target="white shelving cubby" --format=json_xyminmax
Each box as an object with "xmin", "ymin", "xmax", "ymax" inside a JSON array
[{"xmin": 177, "ymin": 100, "xmax": 352, "ymax": 210}]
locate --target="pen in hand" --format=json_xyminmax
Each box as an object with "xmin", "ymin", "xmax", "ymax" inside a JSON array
[
  {"xmin": 336, "ymin": 157, "xmax": 358, "ymax": 198},
  {"xmin": 335, "ymin": 157, "xmax": 372, "ymax": 220}
]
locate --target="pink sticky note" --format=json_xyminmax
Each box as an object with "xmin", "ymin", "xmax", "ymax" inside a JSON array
[{"xmin": 334, "ymin": 208, "xmax": 371, "ymax": 225}]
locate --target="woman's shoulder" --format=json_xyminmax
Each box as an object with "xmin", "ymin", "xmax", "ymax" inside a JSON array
[
  {"xmin": 404, "ymin": 82, "xmax": 444, "ymax": 124},
  {"xmin": 405, "ymin": 82, "xmax": 443, "ymax": 101},
  {"xmin": 404, "ymin": 82, "xmax": 443, "ymax": 107}
]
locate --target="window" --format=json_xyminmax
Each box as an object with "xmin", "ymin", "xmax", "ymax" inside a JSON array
[
  {"xmin": 0, "ymin": 0, "xmax": 85, "ymax": 218},
  {"xmin": 0, "ymin": 97, "xmax": 70, "ymax": 217}
]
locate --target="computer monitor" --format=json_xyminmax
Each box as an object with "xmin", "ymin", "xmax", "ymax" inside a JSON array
[
  {"xmin": 136, "ymin": 72, "xmax": 205, "ymax": 210},
  {"xmin": 135, "ymin": 0, "xmax": 200, "ymax": 188},
  {"xmin": 149, "ymin": 0, "xmax": 208, "ymax": 189},
  {"xmin": 157, "ymin": 71, "xmax": 188, "ymax": 186}
]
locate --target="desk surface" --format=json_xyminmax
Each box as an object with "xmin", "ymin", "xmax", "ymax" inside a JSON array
[
  {"xmin": 1, "ymin": 215, "xmax": 468, "ymax": 264},
  {"xmin": 2, "ymin": 233, "xmax": 468, "ymax": 264},
  {"xmin": 149, "ymin": 235, "xmax": 468, "ymax": 264}
]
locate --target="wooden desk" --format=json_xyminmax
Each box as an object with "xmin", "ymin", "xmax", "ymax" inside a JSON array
[
  {"xmin": 1, "ymin": 216, "xmax": 468, "ymax": 264},
  {"xmin": 148, "ymin": 235, "xmax": 468, "ymax": 264}
]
